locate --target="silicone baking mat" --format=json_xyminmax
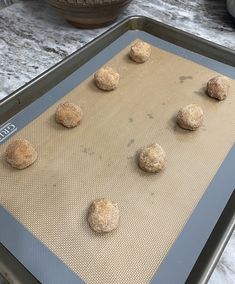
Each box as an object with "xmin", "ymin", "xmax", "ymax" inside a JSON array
[{"xmin": 0, "ymin": 37, "xmax": 235, "ymax": 284}]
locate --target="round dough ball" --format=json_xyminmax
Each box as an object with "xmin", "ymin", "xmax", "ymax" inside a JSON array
[
  {"xmin": 207, "ymin": 75, "xmax": 230, "ymax": 101},
  {"xmin": 55, "ymin": 102, "xmax": 83, "ymax": 128},
  {"xmin": 94, "ymin": 66, "xmax": 120, "ymax": 91},
  {"xmin": 87, "ymin": 198, "xmax": 120, "ymax": 233},
  {"xmin": 177, "ymin": 104, "xmax": 203, "ymax": 131},
  {"xmin": 5, "ymin": 139, "xmax": 37, "ymax": 169},
  {"xmin": 138, "ymin": 143, "xmax": 166, "ymax": 173},
  {"xmin": 129, "ymin": 40, "xmax": 151, "ymax": 63}
]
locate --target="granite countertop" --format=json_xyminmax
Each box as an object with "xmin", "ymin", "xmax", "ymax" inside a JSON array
[
  {"xmin": 0, "ymin": 0, "xmax": 235, "ymax": 99},
  {"xmin": 0, "ymin": 0, "xmax": 235, "ymax": 283}
]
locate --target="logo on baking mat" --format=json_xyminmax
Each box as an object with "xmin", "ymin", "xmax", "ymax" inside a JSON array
[{"xmin": 0, "ymin": 123, "xmax": 17, "ymax": 143}]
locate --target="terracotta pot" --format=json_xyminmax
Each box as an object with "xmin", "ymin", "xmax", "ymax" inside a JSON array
[{"xmin": 48, "ymin": 0, "xmax": 132, "ymax": 28}]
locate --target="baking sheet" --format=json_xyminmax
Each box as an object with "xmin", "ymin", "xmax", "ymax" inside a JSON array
[{"xmin": 0, "ymin": 38, "xmax": 235, "ymax": 284}]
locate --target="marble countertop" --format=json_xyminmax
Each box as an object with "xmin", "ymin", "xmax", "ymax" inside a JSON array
[
  {"xmin": 0, "ymin": 0, "xmax": 235, "ymax": 283},
  {"xmin": 0, "ymin": 0, "xmax": 235, "ymax": 99}
]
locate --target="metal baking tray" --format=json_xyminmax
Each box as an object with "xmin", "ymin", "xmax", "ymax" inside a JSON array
[{"xmin": 0, "ymin": 16, "xmax": 234, "ymax": 284}]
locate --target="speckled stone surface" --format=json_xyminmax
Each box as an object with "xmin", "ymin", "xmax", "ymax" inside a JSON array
[
  {"xmin": 0, "ymin": 0, "xmax": 235, "ymax": 283},
  {"xmin": 0, "ymin": 0, "xmax": 235, "ymax": 99}
]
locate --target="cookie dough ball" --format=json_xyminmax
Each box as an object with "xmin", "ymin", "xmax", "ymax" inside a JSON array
[
  {"xmin": 207, "ymin": 75, "xmax": 230, "ymax": 101},
  {"xmin": 177, "ymin": 104, "xmax": 203, "ymax": 131},
  {"xmin": 5, "ymin": 139, "xmax": 37, "ymax": 170},
  {"xmin": 94, "ymin": 66, "xmax": 120, "ymax": 91},
  {"xmin": 138, "ymin": 143, "xmax": 166, "ymax": 173},
  {"xmin": 129, "ymin": 40, "xmax": 151, "ymax": 63},
  {"xmin": 88, "ymin": 198, "xmax": 120, "ymax": 233},
  {"xmin": 55, "ymin": 102, "xmax": 83, "ymax": 128}
]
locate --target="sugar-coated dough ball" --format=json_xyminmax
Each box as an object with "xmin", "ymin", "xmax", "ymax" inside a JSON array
[
  {"xmin": 94, "ymin": 66, "xmax": 120, "ymax": 91},
  {"xmin": 177, "ymin": 104, "xmax": 203, "ymax": 131},
  {"xmin": 129, "ymin": 40, "xmax": 151, "ymax": 63},
  {"xmin": 5, "ymin": 139, "xmax": 37, "ymax": 169},
  {"xmin": 207, "ymin": 75, "xmax": 230, "ymax": 101},
  {"xmin": 88, "ymin": 198, "xmax": 120, "ymax": 233},
  {"xmin": 55, "ymin": 102, "xmax": 83, "ymax": 128},
  {"xmin": 138, "ymin": 143, "xmax": 166, "ymax": 173}
]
